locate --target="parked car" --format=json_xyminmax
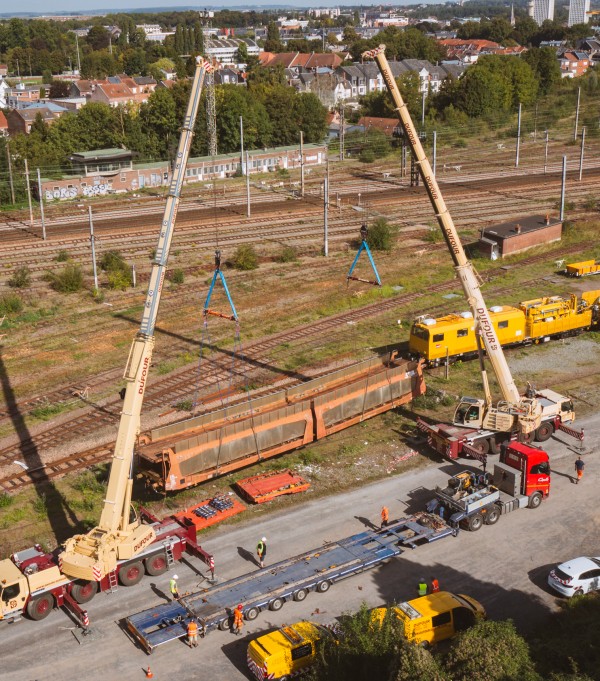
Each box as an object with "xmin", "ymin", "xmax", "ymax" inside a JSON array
[{"xmin": 548, "ymin": 556, "xmax": 600, "ymax": 597}]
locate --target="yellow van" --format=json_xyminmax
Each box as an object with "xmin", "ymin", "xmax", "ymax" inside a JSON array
[
  {"xmin": 373, "ymin": 591, "xmax": 485, "ymax": 646},
  {"xmin": 247, "ymin": 621, "xmax": 335, "ymax": 681}
]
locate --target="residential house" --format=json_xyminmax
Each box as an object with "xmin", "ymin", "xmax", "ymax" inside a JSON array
[
  {"xmin": 70, "ymin": 79, "xmax": 101, "ymax": 99},
  {"xmin": 358, "ymin": 116, "xmax": 401, "ymax": 137},
  {"xmin": 7, "ymin": 104, "xmax": 67, "ymax": 135},
  {"xmin": 438, "ymin": 38, "xmax": 520, "ymax": 63},
  {"xmin": 214, "ymin": 68, "xmax": 245, "ymax": 85},
  {"xmin": 578, "ymin": 37, "xmax": 600, "ymax": 60},
  {"xmin": 0, "ymin": 78, "xmax": 9, "ymax": 108},
  {"xmin": 0, "ymin": 64, "xmax": 7, "ymax": 77},
  {"xmin": 6, "ymin": 83, "xmax": 42, "ymax": 109},
  {"xmin": 89, "ymin": 82, "xmax": 150, "ymax": 107},
  {"xmin": 0, "ymin": 111, "xmax": 8, "ymax": 136},
  {"xmin": 559, "ymin": 50, "xmax": 591, "ymax": 77}
]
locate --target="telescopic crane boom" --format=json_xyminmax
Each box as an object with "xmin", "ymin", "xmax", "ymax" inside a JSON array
[
  {"xmin": 60, "ymin": 58, "xmax": 213, "ymax": 582},
  {"xmin": 363, "ymin": 45, "xmax": 541, "ymax": 435}
]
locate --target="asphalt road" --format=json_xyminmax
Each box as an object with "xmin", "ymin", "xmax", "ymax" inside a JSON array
[{"xmin": 2, "ymin": 415, "xmax": 598, "ymax": 681}]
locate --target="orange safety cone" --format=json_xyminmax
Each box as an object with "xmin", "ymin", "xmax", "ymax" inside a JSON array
[{"xmin": 145, "ymin": 666, "xmax": 154, "ymax": 679}]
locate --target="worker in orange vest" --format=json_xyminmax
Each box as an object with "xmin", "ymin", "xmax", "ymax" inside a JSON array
[
  {"xmin": 381, "ymin": 506, "xmax": 389, "ymax": 528},
  {"xmin": 187, "ymin": 618, "xmax": 199, "ymax": 647},
  {"xmin": 233, "ymin": 604, "xmax": 244, "ymax": 635},
  {"xmin": 431, "ymin": 577, "xmax": 440, "ymax": 593}
]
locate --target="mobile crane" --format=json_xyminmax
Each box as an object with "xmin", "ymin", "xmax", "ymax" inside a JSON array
[
  {"xmin": 0, "ymin": 58, "xmax": 216, "ymax": 624},
  {"xmin": 362, "ymin": 46, "xmax": 579, "ymax": 457}
]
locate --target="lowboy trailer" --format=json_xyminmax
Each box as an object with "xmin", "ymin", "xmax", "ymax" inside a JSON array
[{"xmin": 125, "ymin": 514, "xmax": 457, "ymax": 653}]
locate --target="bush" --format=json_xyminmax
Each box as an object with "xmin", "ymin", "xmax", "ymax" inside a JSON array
[
  {"xmin": 277, "ymin": 246, "xmax": 298, "ymax": 263},
  {"xmin": 171, "ymin": 268, "xmax": 185, "ymax": 284},
  {"xmin": 232, "ymin": 244, "xmax": 259, "ymax": 270},
  {"xmin": 359, "ymin": 148, "xmax": 376, "ymax": 163},
  {"xmin": 100, "ymin": 250, "xmax": 127, "ymax": 273},
  {"xmin": 367, "ymin": 217, "xmax": 396, "ymax": 252},
  {"xmin": 8, "ymin": 266, "xmax": 31, "ymax": 289},
  {"xmin": 0, "ymin": 293, "xmax": 24, "ymax": 315},
  {"xmin": 46, "ymin": 264, "xmax": 84, "ymax": 293},
  {"xmin": 56, "ymin": 250, "xmax": 70, "ymax": 262},
  {"xmin": 106, "ymin": 270, "xmax": 131, "ymax": 291}
]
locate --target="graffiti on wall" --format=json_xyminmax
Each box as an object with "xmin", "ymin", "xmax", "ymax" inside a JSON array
[{"xmin": 45, "ymin": 183, "xmax": 112, "ymax": 201}]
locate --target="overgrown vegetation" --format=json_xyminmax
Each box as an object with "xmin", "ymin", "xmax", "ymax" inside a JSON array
[
  {"xmin": 367, "ymin": 217, "xmax": 396, "ymax": 252},
  {"xmin": 232, "ymin": 244, "xmax": 259, "ymax": 270},
  {"xmin": 8, "ymin": 266, "xmax": 31, "ymax": 289},
  {"xmin": 0, "ymin": 293, "xmax": 24, "ymax": 315},
  {"xmin": 100, "ymin": 250, "xmax": 132, "ymax": 290},
  {"xmin": 46, "ymin": 263, "xmax": 84, "ymax": 293},
  {"xmin": 170, "ymin": 268, "xmax": 185, "ymax": 284}
]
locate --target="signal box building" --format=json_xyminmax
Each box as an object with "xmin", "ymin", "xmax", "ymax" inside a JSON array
[{"xmin": 478, "ymin": 215, "xmax": 562, "ymax": 259}]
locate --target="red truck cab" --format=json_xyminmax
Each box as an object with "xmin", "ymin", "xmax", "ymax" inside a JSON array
[{"xmin": 498, "ymin": 441, "xmax": 550, "ymax": 503}]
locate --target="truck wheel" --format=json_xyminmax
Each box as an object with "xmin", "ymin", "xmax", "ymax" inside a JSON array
[
  {"xmin": 316, "ymin": 580, "xmax": 332, "ymax": 593},
  {"xmin": 119, "ymin": 560, "xmax": 144, "ymax": 586},
  {"xmin": 528, "ymin": 492, "xmax": 543, "ymax": 509},
  {"xmin": 534, "ymin": 422, "xmax": 554, "ymax": 442},
  {"xmin": 293, "ymin": 589, "xmax": 308, "ymax": 602},
  {"xmin": 26, "ymin": 593, "xmax": 54, "ymax": 621},
  {"xmin": 269, "ymin": 598, "xmax": 284, "ymax": 611},
  {"xmin": 467, "ymin": 514, "xmax": 483, "ymax": 532},
  {"xmin": 145, "ymin": 553, "xmax": 168, "ymax": 576},
  {"xmin": 71, "ymin": 580, "xmax": 98, "ymax": 604},
  {"xmin": 245, "ymin": 606, "xmax": 260, "ymax": 621},
  {"xmin": 485, "ymin": 508, "xmax": 500, "ymax": 526}
]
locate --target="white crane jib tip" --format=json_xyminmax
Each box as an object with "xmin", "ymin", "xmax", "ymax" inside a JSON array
[{"xmin": 196, "ymin": 57, "xmax": 214, "ymax": 71}]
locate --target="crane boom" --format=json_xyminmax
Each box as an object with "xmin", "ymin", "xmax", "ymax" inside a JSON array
[
  {"xmin": 60, "ymin": 58, "xmax": 213, "ymax": 582},
  {"xmin": 363, "ymin": 46, "xmax": 521, "ymax": 406}
]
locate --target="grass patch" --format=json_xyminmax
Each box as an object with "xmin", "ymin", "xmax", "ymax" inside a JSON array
[{"xmin": 30, "ymin": 401, "xmax": 67, "ymax": 421}]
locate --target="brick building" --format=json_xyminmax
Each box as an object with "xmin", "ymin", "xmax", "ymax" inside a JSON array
[{"xmin": 478, "ymin": 215, "xmax": 562, "ymax": 258}]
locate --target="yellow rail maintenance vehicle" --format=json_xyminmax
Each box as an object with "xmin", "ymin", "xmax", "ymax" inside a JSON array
[
  {"xmin": 247, "ymin": 621, "xmax": 335, "ymax": 681},
  {"xmin": 565, "ymin": 260, "xmax": 600, "ymax": 277},
  {"xmin": 409, "ymin": 291, "xmax": 600, "ymax": 365}
]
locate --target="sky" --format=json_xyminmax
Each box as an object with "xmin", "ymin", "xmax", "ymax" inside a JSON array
[{"xmin": 3, "ymin": 1, "xmax": 433, "ymax": 16}]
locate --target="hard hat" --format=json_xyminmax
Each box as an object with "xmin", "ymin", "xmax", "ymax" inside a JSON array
[
  {"xmin": 237, "ymin": 604, "xmax": 243, "ymax": 610},
  {"xmin": 173, "ymin": 574, "xmax": 179, "ymax": 579},
  {"xmin": 261, "ymin": 537, "xmax": 267, "ymax": 542}
]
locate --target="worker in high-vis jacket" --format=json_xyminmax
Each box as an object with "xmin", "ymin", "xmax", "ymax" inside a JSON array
[
  {"xmin": 233, "ymin": 604, "xmax": 244, "ymax": 635},
  {"xmin": 169, "ymin": 574, "xmax": 180, "ymax": 600},
  {"xmin": 257, "ymin": 537, "xmax": 267, "ymax": 568},
  {"xmin": 418, "ymin": 577, "xmax": 428, "ymax": 597},
  {"xmin": 187, "ymin": 618, "xmax": 199, "ymax": 647}
]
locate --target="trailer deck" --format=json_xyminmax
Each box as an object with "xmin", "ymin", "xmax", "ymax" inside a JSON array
[{"xmin": 125, "ymin": 515, "xmax": 457, "ymax": 653}]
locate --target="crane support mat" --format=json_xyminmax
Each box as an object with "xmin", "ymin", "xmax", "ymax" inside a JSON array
[
  {"xmin": 124, "ymin": 520, "xmax": 429, "ymax": 654},
  {"xmin": 174, "ymin": 495, "xmax": 246, "ymax": 530},
  {"xmin": 235, "ymin": 469, "xmax": 310, "ymax": 504}
]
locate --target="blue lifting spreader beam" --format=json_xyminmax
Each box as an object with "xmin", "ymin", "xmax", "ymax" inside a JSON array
[
  {"xmin": 203, "ymin": 250, "xmax": 239, "ymax": 321},
  {"xmin": 347, "ymin": 223, "xmax": 382, "ymax": 287}
]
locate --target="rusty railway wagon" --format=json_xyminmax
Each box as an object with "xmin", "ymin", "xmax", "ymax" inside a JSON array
[{"xmin": 137, "ymin": 354, "xmax": 424, "ymax": 492}]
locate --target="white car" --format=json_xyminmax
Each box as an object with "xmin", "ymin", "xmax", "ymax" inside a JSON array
[{"xmin": 548, "ymin": 556, "xmax": 600, "ymax": 597}]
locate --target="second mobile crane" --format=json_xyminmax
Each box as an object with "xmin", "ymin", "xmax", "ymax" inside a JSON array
[
  {"xmin": 0, "ymin": 58, "xmax": 217, "ymax": 625},
  {"xmin": 363, "ymin": 46, "xmax": 580, "ymax": 459}
]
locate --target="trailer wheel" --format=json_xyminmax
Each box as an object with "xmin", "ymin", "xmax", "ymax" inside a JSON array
[
  {"xmin": 145, "ymin": 553, "xmax": 168, "ymax": 576},
  {"xmin": 534, "ymin": 422, "xmax": 554, "ymax": 442},
  {"xmin": 71, "ymin": 579, "xmax": 98, "ymax": 604},
  {"xmin": 119, "ymin": 560, "xmax": 144, "ymax": 586},
  {"xmin": 528, "ymin": 492, "xmax": 543, "ymax": 509},
  {"xmin": 316, "ymin": 580, "xmax": 332, "ymax": 593},
  {"xmin": 293, "ymin": 589, "xmax": 308, "ymax": 602},
  {"xmin": 269, "ymin": 598, "xmax": 284, "ymax": 611},
  {"xmin": 218, "ymin": 618, "xmax": 230, "ymax": 631},
  {"xmin": 467, "ymin": 514, "xmax": 483, "ymax": 532},
  {"xmin": 245, "ymin": 606, "xmax": 260, "ymax": 621},
  {"xmin": 26, "ymin": 593, "xmax": 54, "ymax": 621},
  {"xmin": 485, "ymin": 508, "xmax": 500, "ymax": 526}
]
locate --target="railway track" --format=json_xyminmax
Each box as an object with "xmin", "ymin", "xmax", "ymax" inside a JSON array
[{"xmin": 0, "ymin": 239, "xmax": 592, "ymax": 494}]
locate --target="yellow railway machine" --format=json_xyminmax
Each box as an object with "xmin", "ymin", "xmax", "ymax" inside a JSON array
[
  {"xmin": 565, "ymin": 260, "xmax": 600, "ymax": 277},
  {"xmin": 409, "ymin": 291, "xmax": 600, "ymax": 365}
]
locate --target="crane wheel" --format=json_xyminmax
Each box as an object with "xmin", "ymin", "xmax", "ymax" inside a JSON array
[
  {"xmin": 26, "ymin": 593, "xmax": 54, "ymax": 621},
  {"xmin": 534, "ymin": 423, "xmax": 554, "ymax": 442},
  {"xmin": 71, "ymin": 580, "xmax": 98, "ymax": 604},
  {"xmin": 119, "ymin": 560, "xmax": 144, "ymax": 586},
  {"xmin": 145, "ymin": 553, "xmax": 168, "ymax": 576}
]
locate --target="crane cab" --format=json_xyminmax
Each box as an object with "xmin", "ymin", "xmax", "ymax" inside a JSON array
[
  {"xmin": 453, "ymin": 397, "xmax": 485, "ymax": 428},
  {"xmin": 0, "ymin": 559, "xmax": 29, "ymax": 621}
]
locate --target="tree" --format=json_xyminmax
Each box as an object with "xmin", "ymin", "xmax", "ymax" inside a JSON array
[
  {"xmin": 235, "ymin": 40, "xmax": 249, "ymax": 64},
  {"xmin": 292, "ymin": 92, "xmax": 327, "ymax": 143},
  {"xmin": 139, "ymin": 87, "xmax": 178, "ymax": 155},
  {"xmin": 264, "ymin": 21, "xmax": 283, "ymax": 52},
  {"xmin": 49, "ymin": 80, "xmax": 70, "ymax": 98},
  {"xmin": 122, "ymin": 48, "xmax": 147, "ymax": 76},
  {"xmin": 193, "ymin": 20, "xmax": 204, "ymax": 53},
  {"xmin": 444, "ymin": 620, "xmax": 540, "ymax": 681},
  {"xmin": 86, "ymin": 25, "xmax": 110, "ymax": 51},
  {"xmin": 522, "ymin": 47, "xmax": 562, "ymax": 94},
  {"xmin": 306, "ymin": 604, "xmax": 404, "ymax": 681}
]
